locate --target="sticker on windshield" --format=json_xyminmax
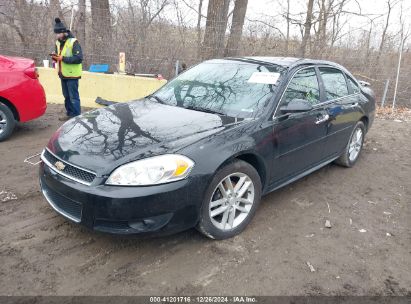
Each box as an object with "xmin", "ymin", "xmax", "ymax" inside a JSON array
[
  {"xmin": 248, "ymin": 72, "xmax": 280, "ymax": 84},
  {"xmin": 241, "ymin": 108, "xmax": 254, "ymax": 112}
]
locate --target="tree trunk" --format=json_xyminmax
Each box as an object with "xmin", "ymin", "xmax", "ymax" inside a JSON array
[
  {"xmin": 201, "ymin": 0, "xmax": 230, "ymax": 60},
  {"xmin": 314, "ymin": 0, "xmax": 325, "ymax": 54},
  {"xmin": 76, "ymin": 0, "xmax": 86, "ymax": 66},
  {"xmin": 15, "ymin": 0, "xmax": 31, "ymax": 53},
  {"xmin": 90, "ymin": 0, "xmax": 112, "ymax": 65},
  {"xmin": 224, "ymin": 0, "xmax": 248, "ymax": 57},
  {"xmin": 285, "ymin": 0, "xmax": 290, "ymax": 54},
  {"xmin": 196, "ymin": 0, "xmax": 203, "ymax": 58},
  {"xmin": 50, "ymin": 0, "xmax": 66, "ymax": 25},
  {"xmin": 321, "ymin": 0, "xmax": 330, "ymax": 45},
  {"xmin": 378, "ymin": 0, "xmax": 393, "ymax": 58},
  {"xmin": 76, "ymin": 0, "xmax": 86, "ymax": 44},
  {"xmin": 299, "ymin": 0, "xmax": 314, "ymax": 57}
]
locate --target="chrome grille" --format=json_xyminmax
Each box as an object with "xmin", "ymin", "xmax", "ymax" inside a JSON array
[{"xmin": 42, "ymin": 149, "xmax": 96, "ymax": 185}]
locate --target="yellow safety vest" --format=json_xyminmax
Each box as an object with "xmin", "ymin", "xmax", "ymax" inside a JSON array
[{"xmin": 56, "ymin": 38, "xmax": 82, "ymax": 78}]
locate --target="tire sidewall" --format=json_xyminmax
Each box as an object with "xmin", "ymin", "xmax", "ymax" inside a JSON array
[
  {"xmin": 0, "ymin": 102, "xmax": 16, "ymax": 142},
  {"xmin": 197, "ymin": 160, "xmax": 262, "ymax": 240},
  {"xmin": 346, "ymin": 121, "xmax": 365, "ymax": 167}
]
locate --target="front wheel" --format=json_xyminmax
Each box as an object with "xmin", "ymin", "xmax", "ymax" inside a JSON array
[
  {"xmin": 0, "ymin": 102, "xmax": 16, "ymax": 142},
  {"xmin": 335, "ymin": 121, "xmax": 365, "ymax": 167},
  {"xmin": 197, "ymin": 160, "xmax": 262, "ymax": 240}
]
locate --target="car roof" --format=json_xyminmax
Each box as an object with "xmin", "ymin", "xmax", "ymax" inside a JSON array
[
  {"xmin": 237, "ymin": 56, "xmax": 303, "ymax": 66},
  {"xmin": 226, "ymin": 56, "xmax": 345, "ymax": 69}
]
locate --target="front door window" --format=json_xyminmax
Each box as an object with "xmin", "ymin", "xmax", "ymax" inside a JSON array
[{"xmin": 281, "ymin": 67, "xmax": 320, "ymax": 107}]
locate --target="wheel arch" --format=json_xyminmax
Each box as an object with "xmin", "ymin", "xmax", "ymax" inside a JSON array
[
  {"xmin": 360, "ymin": 115, "xmax": 369, "ymax": 131},
  {"xmin": 216, "ymin": 152, "xmax": 267, "ymax": 191},
  {"xmin": 0, "ymin": 96, "xmax": 20, "ymax": 121}
]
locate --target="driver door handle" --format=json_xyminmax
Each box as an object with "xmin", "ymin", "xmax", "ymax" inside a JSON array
[{"xmin": 315, "ymin": 114, "xmax": 330, "ymax": 124}]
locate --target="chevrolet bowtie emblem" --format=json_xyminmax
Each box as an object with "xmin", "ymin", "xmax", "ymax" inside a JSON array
[{"xmin": 55, "ymin": 161, "xmax": 66, "ymax": 171}]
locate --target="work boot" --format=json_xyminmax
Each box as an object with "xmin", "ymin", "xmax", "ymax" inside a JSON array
[{"xmin": 58, "ymin": 115, "xmax": 71, "ymax": 121}]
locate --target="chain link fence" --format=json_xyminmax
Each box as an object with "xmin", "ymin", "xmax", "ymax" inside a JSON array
[{"xmin": 0, "ymin": 0, "xmax": 409, "ymax": 107}]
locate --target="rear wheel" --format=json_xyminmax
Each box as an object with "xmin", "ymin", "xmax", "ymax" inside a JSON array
[
  {"xmin": 335, "ymin": 121, "xmax": 365, "ymax": 167},
  {"xmin": 0, "ymin": 102, "xmax": 16, "ymax": 142},
  {"xmin": 197, "ymin": 160, "xmax": 262, "ymax": 240}
]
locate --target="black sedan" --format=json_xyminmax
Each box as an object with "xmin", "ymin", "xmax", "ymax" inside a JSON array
[{"xmin": 39, "ymin": 57, "xmax": 375, "ymax": 239}]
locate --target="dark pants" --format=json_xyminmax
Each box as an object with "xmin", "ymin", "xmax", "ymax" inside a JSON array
[{"xmin": 61, "ymin": 79, "xmax": 81, "ymax": 117}]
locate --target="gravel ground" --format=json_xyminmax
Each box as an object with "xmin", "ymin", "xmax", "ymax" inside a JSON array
[{"xmin": 0, "ymin": 104, "xmax": 410, "ymax": 296}]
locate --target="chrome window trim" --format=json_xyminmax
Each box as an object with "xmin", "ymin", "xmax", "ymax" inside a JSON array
[
  {"xmin": 40, "ymin": 181, "xmax": 81, "ymax": 223},
  {"xmin": 312, "ymin": 92, "xmax": 361, "ymax": 109},
  {"xmin": 41, "ymin": 148, "xmax": 96, "ymax": 186},
  {"xmin": 316, "ymin": 64, "xmax": 361, "ymax": 88},
  {"xmin": 273, "ymin": 65, "xmax": 361, "ymax": 119},
  {"xmin": 317, "ymin": 65, "xmax": 364, "ymax": 99}
]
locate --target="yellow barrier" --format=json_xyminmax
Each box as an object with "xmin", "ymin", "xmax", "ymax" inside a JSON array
[{"xmin": 37, "ymin": 67, "xmax": 167, "ymax": 108}]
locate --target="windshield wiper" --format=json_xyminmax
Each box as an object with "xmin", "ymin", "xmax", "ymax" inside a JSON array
[
  {"xmin": 149, "ymin": 95, "xmax": 166, "ymax": 104},
  {"xmin": 183, "ymin": 105, "xmax": 227, "ymax": 116}
]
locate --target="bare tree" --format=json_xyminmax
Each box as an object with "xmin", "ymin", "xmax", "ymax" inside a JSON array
[
  {"xmin": 378, "ymin": 0, "xmax": 400, "ymax": 60},
  {"xmin": 0, "ymin": 0, "xmax": 410, "ymax": 108},
  {"xmin": 201, "ymin": 0, "xmax": 230, "ymax": 59},
  {"xmin": 285, "ymin": 0, "xmax": 290, "ymax": 53},
  {"xmin": 76, "ymin": 0, "xmax": 86, "ymax": 44},
  {"xmin": 196, "ymin": 0, "xmax": 203, "ymax": 58},
  {"xmin": 138, "ymin": 0, "xmax": 169, "ymax": 58},
  {"xmin": 225, "ymin": 0, "xmax": 248, "ymax": 57},
  {"xmin": 90, "ymin": 0, "xmax": 112, "ymax": 64},
  {"xmin": 300, "ymin": 0, "xmax": 315, "ymax": 57},
  {"xmin": 314, "ymin": 0, "xmax": 334, "ymax": 53},
  {"xmin": 50, "ymin": 0, "xmax": 66, "ymax": 24},
  {"xmin": 0, "ymin": 1, "xmax": 27, "ymax": 49}
]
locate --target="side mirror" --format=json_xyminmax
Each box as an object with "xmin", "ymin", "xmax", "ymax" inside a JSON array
[
  {"xmin": 280, "ymin": 98, "xmax": 313, "ymax": 114},
  {"xmin": 358, "ymin": 80, "xmax": 370, "ymax": 87}
]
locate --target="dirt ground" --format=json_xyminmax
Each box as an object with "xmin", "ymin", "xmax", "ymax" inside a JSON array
[{"xmin": 0, "ymin": 104, "xmax": 410, "ymax": 296}]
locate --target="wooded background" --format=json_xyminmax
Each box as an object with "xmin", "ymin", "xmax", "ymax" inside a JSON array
[{"xmin": 0, "ymin": 0, "xmax": 410, "ymax": 107}]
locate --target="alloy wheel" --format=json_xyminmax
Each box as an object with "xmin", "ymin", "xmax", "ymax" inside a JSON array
[
  {"xmin": 0, "ymin": 109, "xmax": 7, "ymax": 135},
  {"xmin": 348, "ymin": 127, "xmax": 363, "ymax": 162},
  {"xmin": 209, "ymin": 172, "xmax": 255, "ymax": 231}
]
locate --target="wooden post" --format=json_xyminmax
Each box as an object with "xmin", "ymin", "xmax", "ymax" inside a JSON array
[
  {"xmin": 175, "ymin": 60, "xmax": 179, "ymax": 76},
  {"xmin": 392, "ymin": 38, "xmax": 404, "ymax": 110}
]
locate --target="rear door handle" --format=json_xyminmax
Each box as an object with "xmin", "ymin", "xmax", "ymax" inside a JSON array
[
  {"xmin": 315, "ymin": 114, "xmax": 330, "ymax": 124},
  {"xmin": 350, "ymin": 102, "xmax": 359, "ymax": 108}
]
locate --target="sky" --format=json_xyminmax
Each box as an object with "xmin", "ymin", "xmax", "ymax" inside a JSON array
[
  {"xmin": 60, "ymin": 0, "xmax": 411, "ymax": 47},
  {"xmin": 166, "ymin": 0, "xmax": 411, "ymax": 46}
]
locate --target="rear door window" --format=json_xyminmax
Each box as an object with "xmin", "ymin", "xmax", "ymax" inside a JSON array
[{"xmin": 319, "ymin": 67, "xmax": 349, "ymax": 100}]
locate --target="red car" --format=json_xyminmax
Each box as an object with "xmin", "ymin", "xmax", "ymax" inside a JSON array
[{"xmin": 0, "ymin": 55, "xmax": 47, "ymax": 141}]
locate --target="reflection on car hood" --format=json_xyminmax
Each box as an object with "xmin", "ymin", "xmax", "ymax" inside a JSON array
[{"xmin": 47, "ymin": 99, "xmax": 246, "ymax": 175}]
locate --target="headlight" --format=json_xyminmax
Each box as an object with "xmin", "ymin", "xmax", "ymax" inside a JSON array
[{"xmin": 106, "ymin": 154, "xmax": 194, "ymax": 186}]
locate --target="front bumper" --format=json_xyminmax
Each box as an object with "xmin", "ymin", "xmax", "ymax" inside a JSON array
[{"xmin": 39, "ymin": 161, "xmax": 209, "ymax": 235}]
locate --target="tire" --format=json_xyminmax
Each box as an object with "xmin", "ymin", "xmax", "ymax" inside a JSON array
[
  {"xmin": 0, "ymin": 102, "xmax": 16, "ymax": 142},
  {"xmin": 197, "ymin": 160, "xmax": 262, "ymax": 240},
  {"xmin": 335, "ymin": 121, "xmax": 365, "ymax": 168}
]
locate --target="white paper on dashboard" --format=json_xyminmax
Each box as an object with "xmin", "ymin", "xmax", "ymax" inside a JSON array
[{"xmin": 247, "ymin": 72, "xmax": 280, "ymax": 84}]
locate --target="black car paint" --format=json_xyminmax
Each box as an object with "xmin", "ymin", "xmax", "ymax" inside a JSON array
[
  {"xmin": 40, "ymin": 57, "xmax": 375, "ymax": 235},
  {"xmin": 46, "ymin": 100, "xmax": 247, "ymax": 177}
]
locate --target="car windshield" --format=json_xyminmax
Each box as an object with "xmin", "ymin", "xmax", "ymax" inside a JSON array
[{"xmin": 152, "ymin": 60, "xmax": 285, "ymax": 118}]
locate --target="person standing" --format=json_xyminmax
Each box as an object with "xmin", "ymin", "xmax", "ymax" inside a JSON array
[{"xmin": 51, "ymin": 17, "xmax": 83, "ymax": 121}]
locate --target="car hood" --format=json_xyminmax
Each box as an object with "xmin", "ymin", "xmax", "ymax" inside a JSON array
[{"xmin": 47, "ymin": 99, "xmax": 247, "ymax": 175}]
